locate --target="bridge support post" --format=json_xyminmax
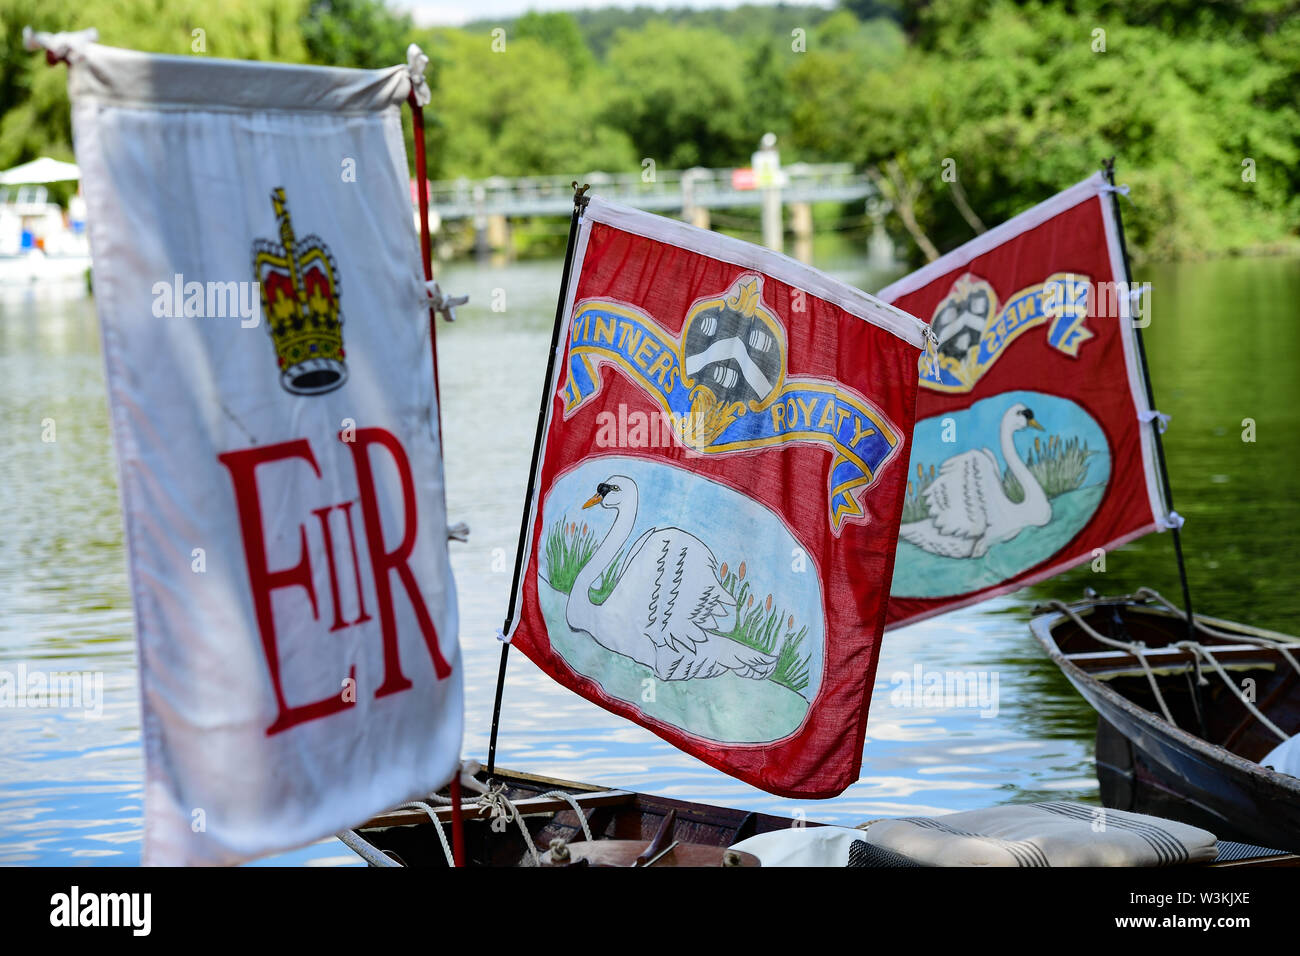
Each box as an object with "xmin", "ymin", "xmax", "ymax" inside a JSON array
[
  {"xmin": 755, "ymin": 133, "xmax": 783, "ymax": 253},
  {"xmin": 487, "ymin": 213, "xmax": 511, "ymax": 254},
  {"xmin": 791, "ymin": 202, "xmax": 813, "ymax": 264},
  {"xmin": 472, "ymin": 183, "xmax": 489, "ymax": 261}
]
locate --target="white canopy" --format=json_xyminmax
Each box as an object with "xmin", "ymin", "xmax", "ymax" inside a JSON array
[{"xmin": 0, "ymin": 157, "xmax": 81, "ymax": 185}]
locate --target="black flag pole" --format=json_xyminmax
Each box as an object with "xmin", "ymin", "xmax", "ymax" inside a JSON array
[
  {"xmin": 486, "ymin": 182, "xmax": 591, "ymax": 778},
  {"xmin": 1102, "ymin": 158, "xmax": 1196, "ymax": 638}
]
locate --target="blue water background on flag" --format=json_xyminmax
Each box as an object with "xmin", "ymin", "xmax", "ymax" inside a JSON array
[
  {"xmin": 539, "ymin": 455, "xmax": 824, "ymax": 742},
  {"xmin": 891, "ymin": 391, "xmax": 1113, "ymax": 599}
]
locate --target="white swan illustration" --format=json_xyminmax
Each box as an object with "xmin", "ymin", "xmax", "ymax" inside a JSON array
[
  {"xmin": 565, "ymin": 475, "xmax": 778, "ymax": 681},
  {"xmin": 899, "ymin": 403, "xmax": 1052, "ymax": 559}
]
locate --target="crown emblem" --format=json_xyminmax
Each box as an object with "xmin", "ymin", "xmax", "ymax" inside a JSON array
[{"xmin": 252, "ymin": 188, "xmax": 346, "ymax": 395}]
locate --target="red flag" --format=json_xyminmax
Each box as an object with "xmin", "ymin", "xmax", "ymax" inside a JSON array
[
  {"xmin": 880, "ymin": 174, "xmax": 1170, "ymax": 629},
  {"xmin": 505, "ymin": 199, "xmax": 927, "ymax": 797}
]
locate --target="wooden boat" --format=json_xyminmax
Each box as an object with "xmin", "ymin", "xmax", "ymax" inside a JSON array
[
  {"xmin": 341, "ymin": 766, "xmax": 812, "ymax": 867},
  {"xmin": 1032, "ymin": 589, "xmax": 1300, "ymax": 853},
  {"xmin": 340, "ymin": 759, "xmax": 1300, "ymax": 867}
]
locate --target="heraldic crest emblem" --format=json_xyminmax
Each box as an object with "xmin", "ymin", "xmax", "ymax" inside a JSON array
[
  {"xmin": 561, "ymin": 273, "xmax": 904, "ymax": 533},
  {"xmin": 252, "ymin": 187, "xmax": 347, "ymax": 396}
]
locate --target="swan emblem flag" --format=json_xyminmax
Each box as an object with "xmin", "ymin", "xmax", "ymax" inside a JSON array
[
  {"xmin": 878, "ymin": 174, "xmax": 1169, "ymax": 628},
  {"xmin": 506, "ymin": 199, "xmax": 928, "ymax": 798},
  {"xmin": 62, "ymin": 42, "xmax": 463, "ymax": 864}
]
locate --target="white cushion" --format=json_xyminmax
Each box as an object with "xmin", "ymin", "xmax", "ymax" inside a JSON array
[
  {"xmin": 860, "ymin": 802, "xmax": 1217, "ymax": 867},
  {"xmin": 730, "ymin": 826, "xmax": 871, "ymax": 867}
]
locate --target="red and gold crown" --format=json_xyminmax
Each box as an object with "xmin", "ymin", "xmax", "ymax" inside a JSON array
[{"xmin": 252, "ymin": 188, "xmax": 346, "ymax": 395}]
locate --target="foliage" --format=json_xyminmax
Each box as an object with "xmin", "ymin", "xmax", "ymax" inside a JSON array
[
  {"xmin": 466, "ymin": 4, "xmax": 841, "ymax": 58},
  {"xmin": 513, "ymin": 11, "xmax": 595, "ymax": 80},
  {"xmin": 6, "ymin": 0, "xmax": 1297, "ymax": 259},
  {"xmin": 2, "ymin": 0, "xmax": 309, "ymax": 171},
  {"xmin": 788, "ymin": 0, "xmax": 1300, "ymax": 260},
  {"xmin": 424, "ymin": 27, "xmax": 636, "ymax": 179},
  {"xmin": 299, "ymin": 0, "xmax": 411, "ymax": 68},
  {"xmin": 599, "ymin": 22, "xmax": 753, "ymax": 169}
]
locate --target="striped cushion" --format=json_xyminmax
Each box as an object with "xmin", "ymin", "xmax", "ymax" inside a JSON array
[{"xmin": 860, "ymin": 802, "xmax": 1217, "ymax": 867}]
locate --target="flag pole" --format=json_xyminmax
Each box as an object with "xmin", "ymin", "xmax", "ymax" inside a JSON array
[
  {"xmin": 1102, "ymin": 158, "xmax": 1196, "ymax": 638},
  {"xmin": 487, "ymin": 182, "xmax": 590, "ymax": 778},
  {"xmin": 406, "ymin": 91, "xmax": 466, "ymax": 864},
  {"xmin": 407, "ymin": 92, "xmax": 444, "ymax": 428}
]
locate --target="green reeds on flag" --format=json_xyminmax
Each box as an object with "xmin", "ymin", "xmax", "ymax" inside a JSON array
[
  {"xmin": 718, "ymin": 566, "xmax": 813, "ymax": 696},
  {"xmin": 543, "ymin": 516, "xmax": 599, "ymax": 593},
  {"xmin": 1003, "ymin": 433, "xmax": 1097, "ymax": 501},
  {"xmin": 902, "ymin": 462, "xmax": 938, "ymax": 522}
]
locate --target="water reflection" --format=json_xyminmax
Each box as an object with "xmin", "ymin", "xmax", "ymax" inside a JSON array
[{"xmin": 1, "ymin": 249, "xmax": 1296, "ymax": 863}]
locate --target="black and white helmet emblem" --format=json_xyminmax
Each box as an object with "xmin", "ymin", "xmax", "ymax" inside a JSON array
[
  {"xmin": 932, "ymin": 281, "xmax": 992, "ymax": 362},
  {"xmin": 683, "ymin": 280, "xmax": 783, "ymax": 407}
]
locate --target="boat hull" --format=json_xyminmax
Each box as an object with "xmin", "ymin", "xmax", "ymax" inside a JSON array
[{"xmin": 1033, "ymin": 595, "xmax": 1300, "ymax": 853}]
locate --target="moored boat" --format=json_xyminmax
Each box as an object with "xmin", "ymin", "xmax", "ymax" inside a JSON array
[
  {"xmin": 339, "ymin": 761, "xmax": 1300, "ymax": 867},
  {"xmin": 1032, "ymin": 589, "xmax": 1300, "ymax": 852},
  {"xmin": 341, "ymin": 766, "xmax": 812, "ymax": 867}
]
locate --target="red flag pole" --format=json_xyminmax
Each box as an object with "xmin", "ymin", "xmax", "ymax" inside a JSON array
[
  {"xmin": 407, "ymin": 92, "xmax": 443, "ymax": 432},
  {"xmin": 448, "ymin": 769, "xmax": 466, "ymax": 868},
  {"xmin": 406, "ymin": 90, "xmax": 463, "ymax": 866}
]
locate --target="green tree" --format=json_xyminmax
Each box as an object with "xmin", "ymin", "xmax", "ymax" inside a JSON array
[
  {"xmin": 513, "ymin": 11, "xmax": 594, "ymax": 82},
  {"xmin": 299, "ymin": 0, "xmax": 414, "ymax": 69},
  {"xmin": 601, "ymin": 22, "xmax": 752, "ymax": 169},
  {"xmin": 427, "ymin": 29, "xmax": 635, "ymax": 179}
]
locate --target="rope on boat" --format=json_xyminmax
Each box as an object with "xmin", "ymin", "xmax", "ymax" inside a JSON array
[
  {"xmin": 1173, "ymin": 642, "xmax": 1291, "ymax": 744},
  {"xmin": 539, "ymin": 790, "xmax": 595, "ymax": 842},
  {"xmin": 1045, "ymin": 599, "xmax": 1178, "ymax": 725},
  {"xmin": 1135, "ymin": 588, "xmax": 1300, "ymax": 679},
  {"xmin": 1046, "ymin": 596, "xmax": 1294, "ymax": 743},
  {"xmin": 339, "ymin": 758, "xmax": 594, "ymax": 867},
  {"xmin": 476, "ymin": 781, "xmax": 542, "ymax": 865},
  {"xmin": 399, "ymin": 800, "xmax": 456, "ymax": 866},
  {"xmin": 338, "ymin": 829, "xmax": 402, "ymax": 867}
]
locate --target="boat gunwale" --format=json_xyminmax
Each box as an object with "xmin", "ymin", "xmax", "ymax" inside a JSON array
[{"xmin": 356, "ymin": 766, "xmax": 820, "ymax": 833}]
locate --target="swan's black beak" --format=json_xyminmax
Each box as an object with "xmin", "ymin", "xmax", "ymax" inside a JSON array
[{"xmin": 583, "ymin": 482, "xmax": 613, "ymax": 509}]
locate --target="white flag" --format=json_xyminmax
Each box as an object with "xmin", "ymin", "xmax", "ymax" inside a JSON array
[{"xmin": 60, "ymin": 40, "xmax": 461, "ymax": 864}]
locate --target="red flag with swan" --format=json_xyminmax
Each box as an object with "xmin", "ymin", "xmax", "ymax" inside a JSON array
[
  {"xmin": 504, "ymin": 197, "xmax": 928, "ymax": 798},
  {"xmin": 878, "ymin": 173, "xmax": 1173, "ymax": 629}
]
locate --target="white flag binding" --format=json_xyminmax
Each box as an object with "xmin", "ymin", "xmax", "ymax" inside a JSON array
[{"xmin": 64, "ymin": 43, "xmax": 462, "ymax": 865}]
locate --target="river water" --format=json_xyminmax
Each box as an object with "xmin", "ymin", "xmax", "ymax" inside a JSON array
[{"xmin": 1, "ymin": 247, "xmax": 1296, "ymax": 865}]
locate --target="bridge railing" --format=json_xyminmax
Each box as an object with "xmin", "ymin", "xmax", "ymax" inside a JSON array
[{"xmin": 426, "ymin": 163, "xmax": 875, "ymax": 218}]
